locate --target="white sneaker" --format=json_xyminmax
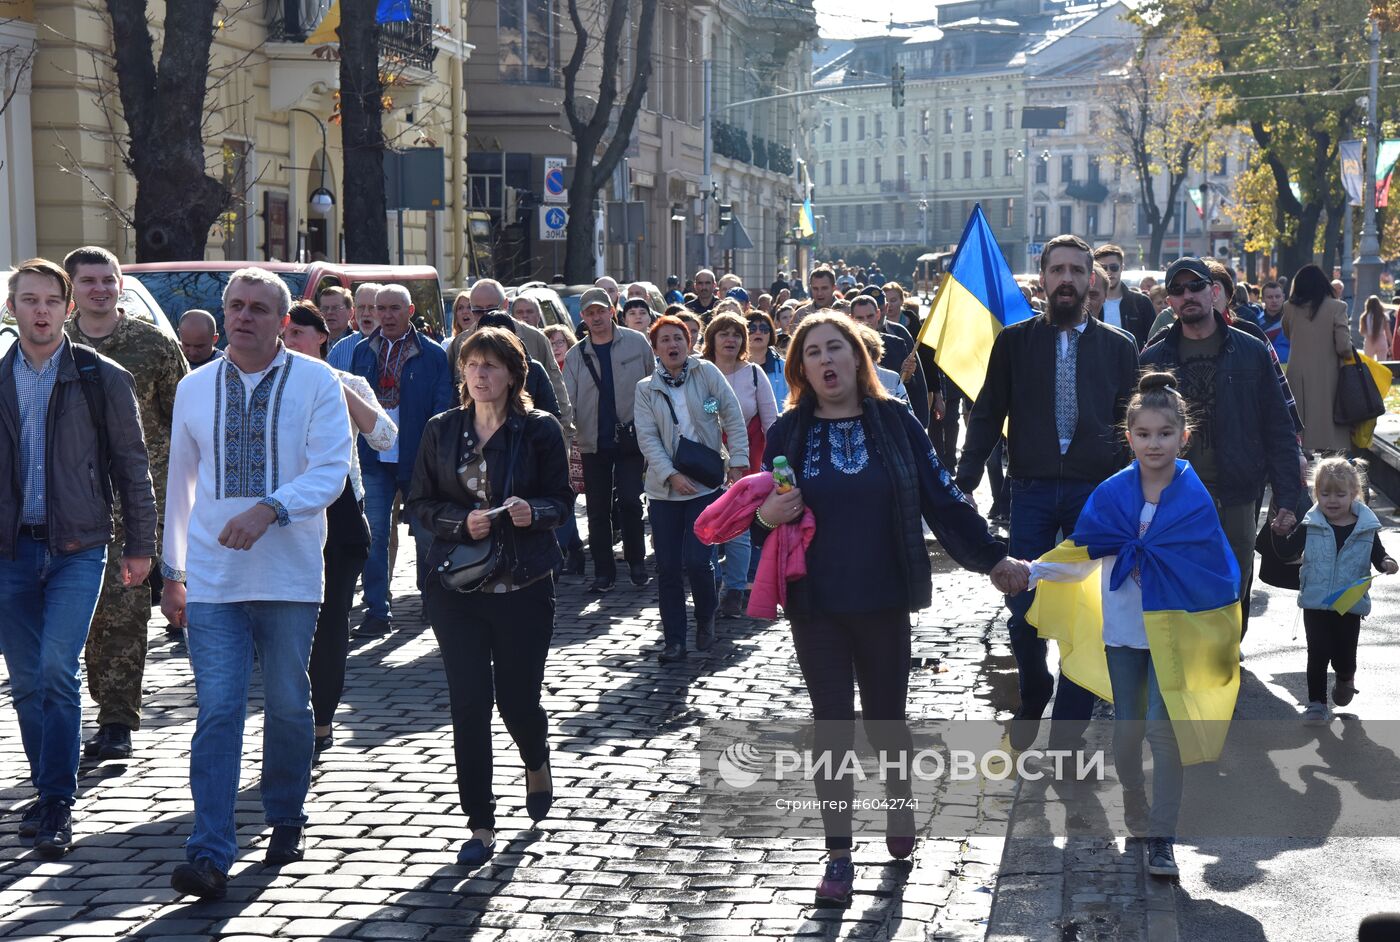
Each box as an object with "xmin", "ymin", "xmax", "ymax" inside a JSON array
[{"xmin": 1302, "ymin": 702, "xmax": 1331, "ymax": 726}]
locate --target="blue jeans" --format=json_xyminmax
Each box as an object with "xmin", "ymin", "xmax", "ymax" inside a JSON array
[
  {"xmin": 720, "ymin": 531, "xmax": 751, "ymax": 592},
  {"xmin": 0, "ymin": 537, "xmax": 106, "ymax": 802},
  {"xmin": 649, "ymin": 493, "xmax": 719, "ymax": 647},
  {"xmin": 1105, "ymin": 645, "xmax": 1183, "ymax": 839},
  {"xmin": 1005, "ymin": 477, "xmax": 1099, "ymax": 743},
  {"xmin": 185, "ymin": 601, "xmax": 318, "ymax": 872},
  {"xmin": 361, "ymin": 459, "xmax": 431, "ymax": 622}
]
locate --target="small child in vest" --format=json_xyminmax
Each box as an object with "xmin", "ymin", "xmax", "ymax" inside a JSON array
[{"xmin": 1277, "ymin": 458, "xmax": 1397, "ymax": 725}]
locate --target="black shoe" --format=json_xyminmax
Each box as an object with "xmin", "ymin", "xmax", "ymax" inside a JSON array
[
  {"xmin": 526, "ymin": 757, "xmax": 553, "ymax": 823},
  {"xmin": 264, "ymin": 825, "xmax": 305, "ymax": 866},
  {"xmin": 588, "ymin": 576, "xmax": 615, "ymax": 594},
  {"xmin": 171, "ymin": 858, "xmax": 228, "ymax": 900},
  {"xmin": 358, "ymin": 614, "xmax": 391, "ymax": 636},
  {"xmin": 1146, "ymin": 837, "xmax": 1179, "ymax": 878},
  {"xmin": 659, "ymin": 643, "xmax": 687, "ymax": 663},
  {"xmin": 84, "ymin": 724, "xmax": 132, "ymax": 761},
  {"xmin": 719, "ymin": 589, "xmax": 745, "ymax": 619},
  {"xmin": 16, "ymin": 797, "xmax": 44, "ymax": 841},
  {"xmin": 565, "ymin": 547, "xmax": 587, "ymax": 576},
  {"xmin": 695, "ymin": 618, "xmax": 716, "ymax": 652},
  {"xmin": 629, "ymin": 563, "xmax": 651, "ymax": 587},
  {"xmin": 313, "ymin": 731, "xmax": 334, "ymax": 762},
  {"xmin": 33, "ymin": 801, "xmax": 73, "ymax": 860}
]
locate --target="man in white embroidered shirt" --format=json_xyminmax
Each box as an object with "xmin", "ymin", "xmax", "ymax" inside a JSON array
[{"xmin": 160, "ymin": 268, "xmax": 352, "ymax": 900}]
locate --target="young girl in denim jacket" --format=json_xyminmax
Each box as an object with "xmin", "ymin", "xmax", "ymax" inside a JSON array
[{"xmin": 1277, "ymin": 458, "xmax": 1397, "ymax": 725}]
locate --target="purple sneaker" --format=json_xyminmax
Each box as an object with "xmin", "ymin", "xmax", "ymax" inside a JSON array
[{"xmin": 815, "ymin": 855, "xmax": 855, "ymax": 906}]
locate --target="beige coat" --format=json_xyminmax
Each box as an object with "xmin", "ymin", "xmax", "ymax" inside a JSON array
[{"xmin": 1283, "ymin": 296, "xmax": 1352, "ymax": 452}]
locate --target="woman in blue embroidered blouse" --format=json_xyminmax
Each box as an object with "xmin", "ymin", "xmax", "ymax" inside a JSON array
[{"xmin": 752, "ymin": 312, "xmax": 1029, "ymax": 907}]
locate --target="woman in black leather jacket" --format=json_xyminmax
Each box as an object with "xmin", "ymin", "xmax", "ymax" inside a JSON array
[{"xmin": 406, "ymin": 327, "xmax": 573, "ymax": 869}]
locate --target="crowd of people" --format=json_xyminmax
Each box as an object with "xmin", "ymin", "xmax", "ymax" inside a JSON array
[{"xmin": 0, "ymin": 235, "xmax": 1393, "ymax": 909}]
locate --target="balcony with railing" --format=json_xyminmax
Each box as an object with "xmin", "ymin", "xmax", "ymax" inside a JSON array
[
  {"xmin": 854, "ymin": 228, "xmax": 923, "ymax": 245},
  {"xmin": 713, "ymin": 120, "xmax": 797, "ymax": 178},
  {"xmin": 266, "ymin": 0, "xmax": 438, "ymax": 72}
]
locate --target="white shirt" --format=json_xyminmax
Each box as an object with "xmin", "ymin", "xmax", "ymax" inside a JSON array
[
  {"xmin": 1030, "ymin": 501, "xmax": 1158, "ymax": 649},
  {"xmin": 720, "ymin": 361, "xmax": 778, "ymax": 430},
  {"xmin": 338, "ymin": 371, "xmax": 397, "ymax": 499},
  {"xmin": 163, "ymin": 348, "xmax": 354, "ymax": 604},
  {"xmin": 1103, "ymin": 297, "xmax": 1123, "ymax": 329}
]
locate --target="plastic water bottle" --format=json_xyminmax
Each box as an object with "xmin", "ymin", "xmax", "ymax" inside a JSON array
[{"xmin": 772, "ymin": 456, "xmax": 796, "ymax": 494}]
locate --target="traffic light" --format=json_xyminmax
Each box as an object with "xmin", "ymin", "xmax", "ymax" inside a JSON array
[
  {"xmin": 718, "ymin": 203, "xmax": 734, "ymax": 230},
  {"xmin": 891, "ymin": 64, "xmax": 905, "ymax": 109}
]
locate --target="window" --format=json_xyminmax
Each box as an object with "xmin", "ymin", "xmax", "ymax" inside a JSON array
[
  {"xmin": 1004, "ymin": 148, "xmax": 1015, "ymax": 177},
  {"xmin": 875, "ymin": 114, "xmax": 883, "ymax": 138},
  {"xmin": 1034, "ymin": 205, "xmax": 1047, "ymax": 238},
  {"xmin": 872, "ymin": 205, "xmax": 883, "ymax": 228},
  {"xmin": 1034, "ymin": 158, "xmax": 1047, "ymax": 184},
  {"xmin": 498, "ymin": 0, "xmax": 556, "ymax": 83},
  {"xmin": 874, "ymin": 157, "xmax": 882, "ymax": 183},
  {"xmin": 897, "ymin": 112, "xmax": 905, "ymax": 138},
  {"xmin": 941, "ymin": 201, "xmax": 951, "ymax": 228},
  {"xmin": 963, "ymin": 106, "xmax": 973, "ymax": 132},
  {"xmin": 920, "ymin": 108, "xmax": 930, "ymax": 134},
  {"xmin": 943, "ymin": 152, "xmax": 953, "ymax": 179},
  {"xmin": 1088, "ymin": 158, "xmax": 1100, "ymax": 185},
  {"xmin": 839, "ymin": 205, "xmax": 849, "ymax": 233},
  {"xmin": 840, "ymin": 160, "xmax": 848, "ymax": 185},
  {"xmin": 1059, "ymin": 205, "xmax": 1073, "ymax": 234},
  {"xmin": 841, "ymin": 117, "xmax": 849, "ymax": 142},
  {"xmin": 1216, "ymin": 155, "xmax": 1229, "ymax": 176},
  {"xmin": 1137, "ymin": 203, "xmax": 1150, "ymax": 236},
  {"xmin": 221, "ymin": 139, "xmax": 251, "ymax": 259},
  {"xmin": 857, "ymin": 159, "xmax": 866, "ymax": 184},
  {"xmin": 823, "ymin": 161, "xmax": 832, "ymax": 187},
  {"xmin": 824, "ymin": 121, "xmax": 832, "ymax": 144},
  {"xmin": 984, "ymin": 105, "xmax": 994, "ymax": 131},
  {"xmin": 1061, "ymin": 155, "xmax": 1074, "ymax": 184},
  {"xmin": 944, "ymin": 109, "xmax": 953, "ymax": 134},
  {"xmin": 983, "ymin": 149, "xmax": 993, "ymax": 178},
  {"xmin": 1005, "ymin": 101, "xmax": 1015, "ymax": 129},
  {"xmin": 1004, "ymin": 197, "xmax": 1016, "ymax": 230},
  {"xmin": 857, "ymin": 115, "xmax": 866, "ymax": 140},
  {"xmin": 896, "ymin": 155, "xmax": 905, "ymax": 182},
  {"xmin": 855, "ymin": 205, "xmax": 864, "ymax": 230},
  {"xmin": 1086, "ymin": 205, "xmax": 1099, "ymax": 236},
  {"xmin": 920, "ymin": 154, "xmax": 929, "ymax": 181},
  {"xmin": 963, "ymin": 151, "xmax": 972, "ymax": 178},
  {"xmin": 895, "ymin": 204, "xmax": 904, "ymax": 228}
]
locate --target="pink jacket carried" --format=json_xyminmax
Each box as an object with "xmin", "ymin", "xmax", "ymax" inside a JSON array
[{"xmin": 693, "ymin": 472, "xmax": 816, "ymax": 619}]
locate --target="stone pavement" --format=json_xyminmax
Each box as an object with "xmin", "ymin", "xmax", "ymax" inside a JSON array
[{"xmin": 0, "ymin": 525, "xmax": 1044, "ymax": 941}]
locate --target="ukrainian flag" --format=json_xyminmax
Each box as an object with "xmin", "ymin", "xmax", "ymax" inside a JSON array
[
  {"xmin": 305, "ymin": 0, "xmax": 412, "ymax": 44},
  {"xmin": 1322, "ymin": 576, "xmax": 1375, "ymax": 614},
  {"xmin": 915, "ymin": 204, "xmax": 1033, "ymax": 402},
  {"xmin": 1027, "ymin": 460, "xmax": 1241, "ymax": 765}
]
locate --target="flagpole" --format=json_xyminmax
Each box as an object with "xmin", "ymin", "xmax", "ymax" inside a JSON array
[{"xmin": 1355, "ymin": 17, "xmax": 1383, "ymax": 313}]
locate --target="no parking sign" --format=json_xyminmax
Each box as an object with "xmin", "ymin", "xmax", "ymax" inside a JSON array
[
  {"xmin": 543, "ymin": 157, "xmax": 568, "ymax": 204},
  {"xmin": 540, "ymin": 205, "xmax": 568, "ymax": 241}
]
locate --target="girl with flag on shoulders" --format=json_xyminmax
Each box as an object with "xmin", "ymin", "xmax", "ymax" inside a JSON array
[{"xmin": 1017, "ymin": 372, "xmax": 1244, "ymax": 880}]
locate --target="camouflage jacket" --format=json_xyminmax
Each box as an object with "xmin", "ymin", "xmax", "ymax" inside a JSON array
[{"xmin": 65, "ymin": 311, "xmax": 188, "ymax": 510}]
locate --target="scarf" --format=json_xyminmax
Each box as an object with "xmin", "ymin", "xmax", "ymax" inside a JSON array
[
  {"xmin": 375, "ymin": 330, "xmax": 417, "ymax": 409},
  {"xmin": 657, "ymin": 360, "xmax": 689, "ymax": 388}
]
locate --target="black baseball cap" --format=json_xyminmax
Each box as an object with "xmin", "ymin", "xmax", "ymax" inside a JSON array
[{"xmin": 1165, "ymin": 257, "xmax": 1211, "ymax": 285}]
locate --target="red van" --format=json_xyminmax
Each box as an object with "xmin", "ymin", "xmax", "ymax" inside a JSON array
[{"xmin": 123, "ymin": 261, "xmax": 445, "ymax": 342}]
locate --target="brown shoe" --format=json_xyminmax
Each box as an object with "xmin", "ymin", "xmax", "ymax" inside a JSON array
[{"xmin": 719, "ymin": 589, "xmax": 744, "ymax": 619}]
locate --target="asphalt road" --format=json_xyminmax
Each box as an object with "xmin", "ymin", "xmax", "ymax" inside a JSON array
[{"xmin": 1174, "ymin": 498, "xmax": 1400, "ymax": 941}]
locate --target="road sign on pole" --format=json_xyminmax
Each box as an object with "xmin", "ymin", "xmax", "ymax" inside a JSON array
[
  {"xmin": 540, "ymin": 205, "xmax": 568, "ymax": 241},
  {"xmin": 543, "ymin": 157, "xmax": 568, "ymax": 204}
]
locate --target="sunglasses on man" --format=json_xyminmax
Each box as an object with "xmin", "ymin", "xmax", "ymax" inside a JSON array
[{"xmin": 1166, "ymin": 277, "xmax": 1212, "ymax": 297}]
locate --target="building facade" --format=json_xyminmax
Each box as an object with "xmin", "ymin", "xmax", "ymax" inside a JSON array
[
  {"xmin": 465, "ymin": 0, "xmax": 816, "ymax": 288},
  {"xmin": 14, "ymin": 0, "xmax": 473, "ymax": 278}
]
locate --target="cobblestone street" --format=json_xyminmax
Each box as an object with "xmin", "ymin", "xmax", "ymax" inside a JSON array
[{"xmin": 0, "ymin": 524, "xmax": 1033, "ymax": 941}]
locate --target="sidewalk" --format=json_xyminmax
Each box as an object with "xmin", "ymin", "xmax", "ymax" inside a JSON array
[{"xmin": 1, "ymin": 531, "xmax": 1017, "ymax": 940}]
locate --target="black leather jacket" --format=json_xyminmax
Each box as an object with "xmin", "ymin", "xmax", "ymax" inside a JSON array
[{"xmin": 406, "ymin": 405, "xmax": 573, "ymax": 586}]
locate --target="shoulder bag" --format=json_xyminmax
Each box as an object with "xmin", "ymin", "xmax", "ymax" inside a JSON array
[
  {"xmin": 1334, "ymin": 344, "xmax": 1385, "ymax": 426},
  {"xmin": 658, "ymin": 390, "xmax": 726, "ymax": 489},
  {"xmin": 438, "ymin": 426, "xmax": 522, "ymax": 592},
  {"xmin": 581, "ymin": 344, "xmax": 641, "ymax": 456}
]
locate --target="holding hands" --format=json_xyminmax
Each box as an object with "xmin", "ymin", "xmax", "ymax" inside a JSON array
[{"xmin": 990, "ymin": 557, "xmax": 1031, "ymax": 595}]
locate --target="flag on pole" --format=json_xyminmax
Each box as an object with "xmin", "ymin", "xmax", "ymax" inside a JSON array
[
  {"xmin": 1321, "ymin": 575, "xmax": 1376, "ymax": 615},
  {"xmin": 795, "ymin": 160, "xmax": 815, "ymax": 238},
  {"xmin": 305, "ymin": 0, "xmax": 412, "ymax": 45},
  {"xmin": 915, "ymin": 203, "xmax": 1034, "ymax": 403}
]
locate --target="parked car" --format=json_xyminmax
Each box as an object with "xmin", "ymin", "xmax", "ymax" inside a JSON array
[
  {"xmin": 123, "ymin": 261, "xmax": 446, "ymax": 345},
  {"xmin": 552, "ymin": 284, "xmax": 598, "ymax": 327}
]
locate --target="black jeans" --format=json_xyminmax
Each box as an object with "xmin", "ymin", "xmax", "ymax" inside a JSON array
[
  {"xmin": 1303, "ymin": 609, "xmax": 1361, "ymax": 703},
  {"xmin": 648, "ymin": 492, "xmax": 720, "ymax": 647},
  {"xmin": 309, "ymin": 539, "xmax": 369, "ymax": 727},
  {"xmin": 790, "ymin": 608, "xmax": 913, "ymax": 851},
  {"xmin": 425, "ymin": 577, "xmax": 555, "ymax": 831},
  {"xmin": 581, "ymin": 447, "xmax": 645, "ymax": 580}
]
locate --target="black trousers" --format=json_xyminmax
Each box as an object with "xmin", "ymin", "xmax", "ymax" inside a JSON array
[
  {"xmin": 309, "ymin": 539, "xmax": 369, "ymax": 727},
  {"xmin": 425, "ymin": 577, "xmax": 555, "ymax": 831},
  {"xmin": 790, "ymin": 608, "xmax": 913, "ymax": 851},
  {"xmin": 581, "ymin": 448, "xmax": 645, "ymax": 580},
  {"xmin": 1303, "ymin": 609, "xmax": 1361, "ymax": 703}
]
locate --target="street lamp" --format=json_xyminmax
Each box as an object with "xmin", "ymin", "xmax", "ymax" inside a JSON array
[{"xmin": 1354, "ymin": 19, "xmax": 1383, "ymax": 320}]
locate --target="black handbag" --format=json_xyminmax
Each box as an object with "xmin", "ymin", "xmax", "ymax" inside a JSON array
[
  {"xmin": 1333, "ymin": 345, "xmax": 1385, "ymax": 426},
  {"xmin": 581, "ymin": 347, "xmax": 642, "ymax": 456},
  {"xmin": 1254, "ymin": 494, "xmax": 1310, "ymax": 590},
  {"xmin": 438, "ymin": 427, "xmax": 521, "ymax": 592},
  {"xmin": 659, "ymin": 391, "xmax": 726, "ymax": 489}
]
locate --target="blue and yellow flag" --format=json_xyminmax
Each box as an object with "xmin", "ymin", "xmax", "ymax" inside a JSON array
[
  {"xmin": 915, "ymin": 204, "xmax": 1033, "ymax": 402},
  {"xmin": 305, "ymin": 0, "xmax": 412, "ymax": 44},
  {"xmin": 1027, "ymin": 460, "xmax": 1241, "ymax": 765},
  {"xmin": 1322, "ymin": 576, "xmax": 1375, "ymax": 614}
]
